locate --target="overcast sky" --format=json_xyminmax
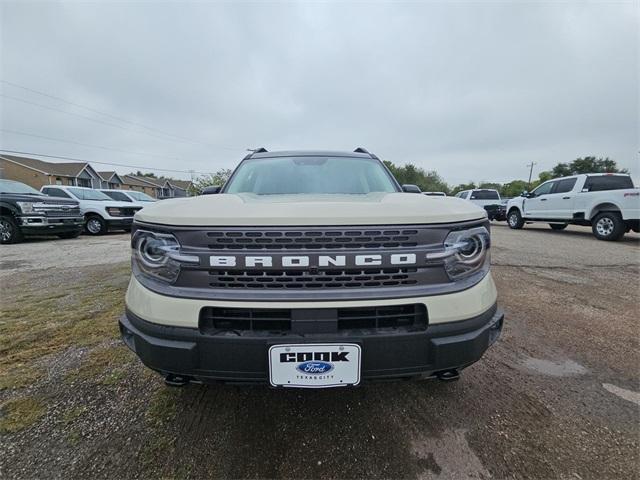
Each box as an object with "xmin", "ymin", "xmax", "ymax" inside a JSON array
[{"xmin": 1, "ymin": 1, "xmax": 638, "ymax": 184}]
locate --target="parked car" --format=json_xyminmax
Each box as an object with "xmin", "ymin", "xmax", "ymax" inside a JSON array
[
  {"xmin": 120, "ymin": 148, "xmax": 503, "ymax": 388},
  {"xmin": 0, "ymin": 179, "xmax": 83, "ymax": 244},
  {"xmin": 99, "ymin": 189, "xmax": 157, "ymax": 205},
  {"xmin": 506, "ymin": 173, "xmax": 640, "ymax": 240},
  {"xmin": 423, "ymin": 191, "xmax": 447, "ymax": 196},
  {"xmin": 455, "ymin": 189, "xmax": 505, "ymax": 221},
  {"xmin": 40, "ymin": 185, "xmax": 142, "ymax": 235}
]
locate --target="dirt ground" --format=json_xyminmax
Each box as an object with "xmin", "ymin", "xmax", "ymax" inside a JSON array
[{"xmin": 0, "ymin": 224, "xmax": 638, "ymax": 479}]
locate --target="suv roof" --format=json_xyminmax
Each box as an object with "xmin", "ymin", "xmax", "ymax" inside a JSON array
[{"xmin": 247, "ymin": 148, "xmax": 378, "ymax": 160}]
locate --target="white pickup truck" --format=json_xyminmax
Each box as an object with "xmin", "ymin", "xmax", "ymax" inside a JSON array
[{"xmin": 506, "ymin": 173, "xmax": 640, "ymax": 240}]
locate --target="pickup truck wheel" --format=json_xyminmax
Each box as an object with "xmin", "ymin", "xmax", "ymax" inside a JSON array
[
  {"xmin": 549, "ymin": 224, "xmax": 568, "ymax": 230},
  {"xmin": 507, "ymin": 210, "xmax": 524, "ymax": 229},
  {"xmin": 592, "ymin": 212, "xmax": 625, "ymax": 241},
  {"xmin": 85, "ymin": 215, "xmax": 107, "ymax": 235},
  {"xmin": 0, "ymin": 215, "xmax": 23, "ymax": 244}
]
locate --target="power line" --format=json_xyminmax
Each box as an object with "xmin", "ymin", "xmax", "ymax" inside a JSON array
[
  {"xmin": 0, "ymin": 128, "xmax": 179, "ymax": 160},
  {"xmin": 1, "ymin": 79, "xmax": 240, "ymax": 151},
  {"xmin": 0, "ymin": 93, "xmax": 195, "ymax": 144},
  {"xmin": 0, "ymin": 149, "xmax": 214, "ymax": 176}
]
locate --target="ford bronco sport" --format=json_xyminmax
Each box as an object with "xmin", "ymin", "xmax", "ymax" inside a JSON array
[{"xmin": 120, "ymin": 149, "xmax": 503, "ymax": 388}]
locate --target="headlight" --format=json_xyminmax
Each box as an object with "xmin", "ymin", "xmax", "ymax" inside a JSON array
[
  {"xmin": 426, "ymin": 226, "xmax": 490, "ymax": 280},
  {"xmin": 16, "ymin": 201, "xmax": 37, "ymax": 214},
  {"xmin": 106, "ymin": 207, "xmax": 123, "ymax": 216},
  {"xmin": 132, "ymin": 230, "xmax": 199, "ymax": 283}
]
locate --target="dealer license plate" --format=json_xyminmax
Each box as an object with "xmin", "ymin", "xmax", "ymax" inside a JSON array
[{"xmin": 268, "ymin": 343, "xmax": 361, "ymax": 388}]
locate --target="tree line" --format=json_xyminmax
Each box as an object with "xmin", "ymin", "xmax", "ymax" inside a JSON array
[
  {"xmin": 187, "ymin": 156, "xmax": 628, "ymax": 197},
  {"xmin": 384, "ymin": 156, "xmax": 628, "ymax": 198}
]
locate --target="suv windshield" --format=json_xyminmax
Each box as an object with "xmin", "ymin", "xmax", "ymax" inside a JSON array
[
  {"xmin": 0, "ymin": 179, "xmax": 43, "ymax": 195},
  {"xmin": 225, "ymin": 156, "xmax": 398, "ymax": 195},
  {"xmin": 126, "ymin": 191, "xmax": 155, "ymax": 202},
  {"xmin": 67, "ymin": 187, "xmax": 111, "ymax": 201},
  {"xmin": 103, "ymin": 191, "xmax": 132, "ymax": 202}
]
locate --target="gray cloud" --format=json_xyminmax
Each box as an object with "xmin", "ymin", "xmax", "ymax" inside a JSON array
[{"xmin": 1, "ymin": 1, "xmax": 638, "ymax": 184}]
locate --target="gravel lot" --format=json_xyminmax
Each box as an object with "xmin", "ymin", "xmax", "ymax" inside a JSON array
[{"xmin": 0, "ymin": 224, "xmax": 638, "ymax": 479}]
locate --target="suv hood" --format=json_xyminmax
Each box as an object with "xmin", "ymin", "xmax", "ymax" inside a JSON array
[
  {"xmin": 135, "ymin": 192, "xmax": 487, "ymax": 226},
  {"xmin": 0, "ymin": 193, "xmax": 78, "ymax": 205}
]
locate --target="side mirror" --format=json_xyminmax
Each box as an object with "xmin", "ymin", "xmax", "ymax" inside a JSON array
[
  {"xmin": 201, "ymin": 186, "xmax": 221, "ymax": 195},
  {"xmin": 402, "ymin": 184, "xmax": 422, "ymax": 194},
  {"xmin": 521, "ymin": 190, "xmax": 529, "ymax": 197}
]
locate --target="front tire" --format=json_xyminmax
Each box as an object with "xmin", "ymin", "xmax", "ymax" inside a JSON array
[
  {"xmin": 507, "ymin": 209, "xmax": 524, "ymax": 229},
  {"xmin": 592, "ymin": 212, "xmax": 625, "ymax": 241},
  {"xmin": 0, "ymin": 215, "xmax": 23, "ymax": 244},
  {"xmin": 549, "ymin": 224, "xmax": 568, "ymax": 231},
  {"xmin": 85, "ymin": 215, "xmax": 107, "ymax": 235}
]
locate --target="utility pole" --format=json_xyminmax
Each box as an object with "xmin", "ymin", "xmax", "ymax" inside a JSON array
[{"xmin": 526, "ymin": 162, "xmax": 537, "ymax": 187}]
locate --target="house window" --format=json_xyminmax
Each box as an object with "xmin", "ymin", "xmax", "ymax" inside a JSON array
[
  {"xmin": 77, "ymin": 178, "xmax": 91, "ymax": 187},
  {"xmin": 55, "ymin": 177, "xmax": 62, "ymax": 185},
  {"xmin": 68, "ymin": 178, "xmax": 74, "ymax": 185}
]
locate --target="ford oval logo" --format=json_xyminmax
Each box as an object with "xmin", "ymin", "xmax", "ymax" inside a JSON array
[{"xmin": 297, "ymin": 361, "xmax": 334, "ymax": 375}]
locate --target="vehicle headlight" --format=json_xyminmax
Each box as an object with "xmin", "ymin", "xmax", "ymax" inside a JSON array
[
  {"xmin": 16, "ymin": 201, "xmax": 37, "ymax": 214},
  {"xmin": 106, "ymin": 207, "xmax": 123, "ymax": 216},
  {"xmin": 132, "ymin": 230, "xmax": 199, "ymax": 283},
  {"xmin": 426, "ymin": 226, "xmax": 490, "ymax": 280}
]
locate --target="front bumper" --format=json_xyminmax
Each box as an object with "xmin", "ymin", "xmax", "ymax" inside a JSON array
[
  {"xmin": 17, "ymin": 215, "xmax": 84, "ymax": 234},
  {"xmin": 119, "ymin": 304, "xmax": 504, "ymax": 385},
  {"xmin": 105, "ymin": 217, "xmax": 133, "ymax": 230}
]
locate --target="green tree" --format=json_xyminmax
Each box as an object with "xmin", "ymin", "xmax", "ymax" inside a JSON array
[
  {"xmin": 551, "ymin": 157, "xmax": 627, "ymax": 178},
  {"xmin": 452, "ymin": 182, "xmax": 477, "ymax": 194},
  {"xmin": 499, "ymin": 180, "xmax": 529, "ymax": 198},
  {"xmin": 133, "ymin": 170, "xmax": 158, "ymax": 178},
  {"xmin": 383, "ymin": 161, "xmax": 451, "ymax": 194},
  {"xmin": 188, "ymin": 168, "xmax": 233, "ymax": 195}
]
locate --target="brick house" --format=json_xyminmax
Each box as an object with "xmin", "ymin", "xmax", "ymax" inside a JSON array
[
  {"xmin": 97, "ymin": 171, "xmax": 125, "ymax": 189},
  {"xmin": 0, "ymin": 154, "xmax": 103, "ymax": 189}
]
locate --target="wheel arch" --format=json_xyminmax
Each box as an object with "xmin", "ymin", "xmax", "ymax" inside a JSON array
[
  {"xmin": 0, "ymin": 202, "xmax": 19, "ymax": 217},
  {"xmin": 588, "ymin": 202, "xmax": 622, "ymax": 220}
]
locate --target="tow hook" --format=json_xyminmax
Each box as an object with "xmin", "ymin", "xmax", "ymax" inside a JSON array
[
  {"xmin": 436, "ymin": 369, "xmax": 460, "ymax": 382},
  {"xmin": 164, "ymin": 374, "xmax": 191, "ymax": 387}
]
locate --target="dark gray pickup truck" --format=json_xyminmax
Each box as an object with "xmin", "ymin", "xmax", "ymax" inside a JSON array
[{"xmin": 0, "ymin": 179, "xmax": 84, "ymax": 244}]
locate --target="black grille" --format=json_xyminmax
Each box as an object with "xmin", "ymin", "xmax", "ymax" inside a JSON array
[
  {"xmin": 208, "ymin": 267, "xmax": 419, "ymax": 289},
  {"xmin": 199, "ymin": 304, "xmax": 427, "ymax": 334},
  {"xmin": 205, "ymin": 228, "xmax": 420, "ymax": 250},
  {"xmin": 337, "ymin": 304, "xmax": 427, "ymax": 331}
]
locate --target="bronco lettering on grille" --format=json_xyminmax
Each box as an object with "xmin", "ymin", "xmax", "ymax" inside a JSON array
[{"xmin": 210, "ymin": 254, "xmax": 417, "ymax": 268}]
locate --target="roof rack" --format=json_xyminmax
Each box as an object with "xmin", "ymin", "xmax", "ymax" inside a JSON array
[
  {"xmin": 353, "ymin": 147, "xmax": 379, "ymax": 160},
  {"xmin": 243, "ymin": 147, "xmax": 268, "ymax": 160}
]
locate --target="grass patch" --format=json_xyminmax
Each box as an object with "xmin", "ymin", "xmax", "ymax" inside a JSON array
[
  {"xmin": 64, "ymin": 345, "xmax": 133, "ymax": 385},
  {"xmin": 62, "ymin": 405, "xmax": 87, "ymax": 424},
  {"xmin": 0, "ymin": 396, "xmax": 46, "ymax": 433},
  {"xmin": 0, "ymin": 363, "xmax": 44, "ymax": 390},
  {"xmin": 0, "ymin": 264, "xmax": 130, "ymax": 376},
  {"xmin": 146, "ymin": 388, "xmax": 180, "ymax": 428}
]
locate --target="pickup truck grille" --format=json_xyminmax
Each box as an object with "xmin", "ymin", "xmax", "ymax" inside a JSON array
[
  {"xmin": 35, "ymin": 204, "xmax": 81, "ymax": 217},
  {"xmin": 209, "ymin": 267, "xmax": 419, "ymax": 289},
  {"xmin": 199, "ymin": 304, "xmax": 427, "ymax": 334}
]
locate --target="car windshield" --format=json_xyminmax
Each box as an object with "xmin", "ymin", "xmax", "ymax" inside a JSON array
[
  {"xmin": 67, "ymin": 187, "xmax": 111, "ymax": 200},
  {"xmin": 225, "ymin": 156, "xmax": 398, "ymax": 195},
  {"xmin": 126, "ymin": 191, "xmax": 155, "ymax": 201},
  {"xmin": 0, "ymin": 179, "xmax": 43, "ymax": 195}
]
